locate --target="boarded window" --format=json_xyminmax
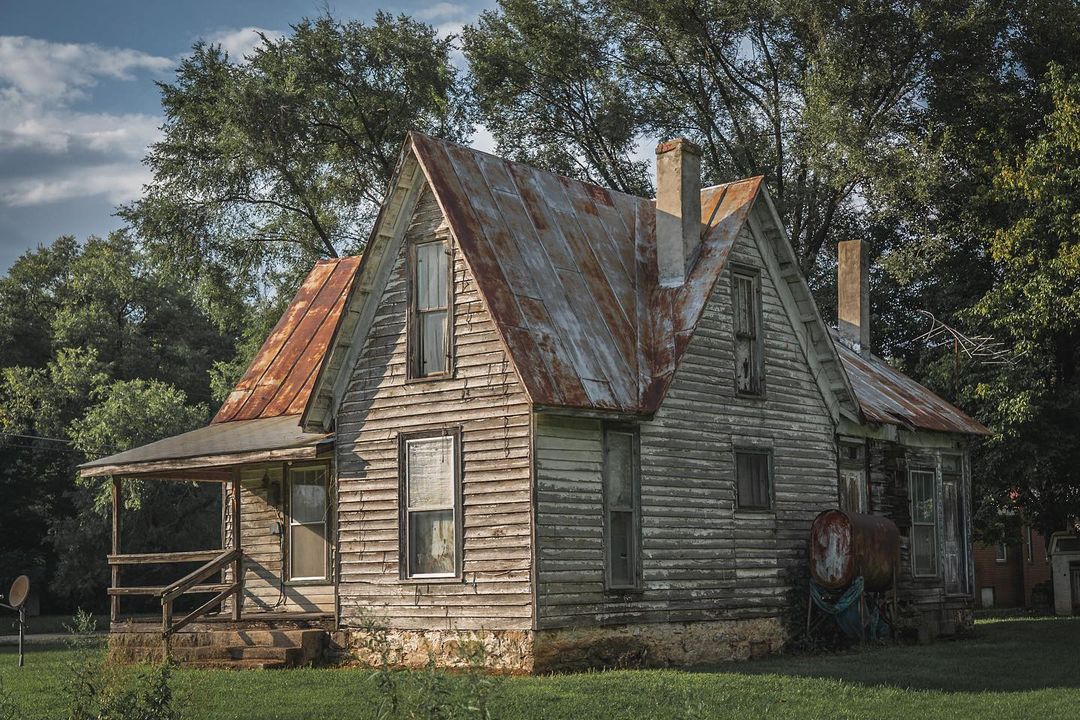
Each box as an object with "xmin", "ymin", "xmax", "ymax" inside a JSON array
[
  {"xmin": 732, "ymin": 270, "xmax": 762, "ymax": 394},
  {"xmin": 603, "ymin": 428, "xmax": 639, "ymax": 589},
  {"xmin": 288, "ymin": 465, "xmax": 328, "ymax": 581},
  {"xmin": 736, "ymin": 450, "xmax": 772, "ymax": 509},
  {"xmin": 411, "ymin": 240, "xmax": 449, "ymax": 377},
  {"xmin": 402, "ymin": 433, "xmax": 459, "ymax": 578},
  {"xmin": 909, "ymin": 469, "xmax": 937, "ymax": 577},
  {"xmin": 838, "ymin": 442, "xmax": 867, "ymax": 513}
]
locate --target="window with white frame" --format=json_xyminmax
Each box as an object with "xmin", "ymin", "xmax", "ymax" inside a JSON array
[
  {"xmin": 735, "ymin": 449, "xmax": 773, "ymax": 510},
  {"xmin": 732, "ymin": 269, "xmax": 763, "ymax": 395},
  {"xmin": 909, "ymin": 469, "xmax": 938, "ymax": 576},
  {"xmin": 410, "ymin": 240, "xmax": 449, "ymax": 378},
  {"xmin": 400, "ymin": 431, "xmax": 460, "ymax": 579},
  {"xmin": 996, "ymin": 543, "xmax": 1008, "ymax": 563},
  {"xmin": 287, "ymin": 464, "xmax": 329, "ymax": 582},
  {"xmin": 603, "ymin": 427, "xmax": 640, "ymax": 590}
]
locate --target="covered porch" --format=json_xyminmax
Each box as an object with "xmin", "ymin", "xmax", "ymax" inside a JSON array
[{"xmin": 79, "ymin": 415, "xmax": 337, "ymax": 644}]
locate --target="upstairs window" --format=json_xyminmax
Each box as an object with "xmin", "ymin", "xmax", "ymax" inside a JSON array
[
  {"xmin": 400, "ymin": 430, "xmax": 461, "ymax": 579},
  {"xmin": 410, "ymin": 240, "xmax": 449, "ymax": 378},
  {"xmin": 603, "ymin": 427, "xmax": 640, "ymax": 590},
  {"xmin": 735, "ymin": 449, "xmax": 773, "ymax": 510},
  {"xmin": 910, "ymin": 469, "xmax": 938, "ymax": 577},
  {"xmin": 732, "ymin": 269, "xmax": 763, "ymax": 394}
]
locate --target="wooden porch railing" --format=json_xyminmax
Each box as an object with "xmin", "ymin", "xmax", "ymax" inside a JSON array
[{"xmin": 107, "ymin": 547, "xmax": 243, "ymax": 645}]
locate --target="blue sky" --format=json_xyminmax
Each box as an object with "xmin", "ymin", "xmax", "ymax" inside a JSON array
[{"xmin": 0, "ymin": 0, "xmax": 494, "ymax": 273}]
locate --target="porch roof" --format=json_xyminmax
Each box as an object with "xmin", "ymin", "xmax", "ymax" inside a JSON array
[{"xmin": 78, "ymin": 415, "xmax": 332, "ymax": 478}]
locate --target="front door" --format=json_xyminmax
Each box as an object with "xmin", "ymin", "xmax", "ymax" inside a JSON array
[
  {"xmin": 942, "ymin": 456, "xmax": 969, "ymax": 594},
  {"xmin": 287, "ymin": 464, "xmax": 331, "ymax": 583},
  {"xmin": 1071, "ymin": 563, "xmax": 1080, "ymax": 610}
]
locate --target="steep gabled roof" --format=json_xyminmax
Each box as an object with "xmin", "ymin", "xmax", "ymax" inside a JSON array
[
  {"xmin": 304, "ymin": 132, "xmax": 855, "ymax": 428},
  {"xmin": 214, "ymin": 256, "xmax": 360, "ymax": 423},
  {"xmin": 835, "ymin": 339, "xmax": 991, "ymax": 436}
]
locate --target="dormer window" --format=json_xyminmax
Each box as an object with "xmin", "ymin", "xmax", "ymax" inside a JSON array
[{"xmin": 410, "ymin": 240, "xmax": 450, "ymax": 378}]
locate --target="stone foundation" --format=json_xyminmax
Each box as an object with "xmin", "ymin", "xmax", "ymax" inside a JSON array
[
  {"xmin": 532, "ymin": 618, "xmax": 784, "ymax": 673},
  {"xmin": 345, "ymin": 617, "xmax": 785, "ymax": 674}
]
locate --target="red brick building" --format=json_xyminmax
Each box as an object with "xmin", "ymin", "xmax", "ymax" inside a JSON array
[{"xmin": 974, "ymin": 525, "xmax": 1052, "ymax": 609}]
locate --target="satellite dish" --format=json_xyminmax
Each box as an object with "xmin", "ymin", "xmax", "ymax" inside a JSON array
[{"xmin": 8, "ymin": 576, "xmax": 29, "ymax": 609}]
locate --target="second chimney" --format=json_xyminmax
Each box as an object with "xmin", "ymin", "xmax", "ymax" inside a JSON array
[
  {"xmin": 837, "ymin": 239, "xmax": 870, "ymax": 354},
  {"xmin": 655, "ymin": 138, "xmax": 702, "ymax": 286}
]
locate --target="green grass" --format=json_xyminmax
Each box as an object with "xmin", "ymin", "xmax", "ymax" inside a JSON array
[{"xmin": 1, "ymin": 617, "xmax": 1078, "ymax": 719}]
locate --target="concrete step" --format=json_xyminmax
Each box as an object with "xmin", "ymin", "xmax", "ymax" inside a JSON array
[
  {"xmin": 228, "ymin": 646, "xmax": 305, "ymax": 665},
  {"xmin": 182, "ymin": 658, "xmax": 288, "ymax": 670}
]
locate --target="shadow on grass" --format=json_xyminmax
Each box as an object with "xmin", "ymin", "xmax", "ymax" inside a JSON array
[{"xmin": 707, "ymin": 617, "xmax": 1080, "ymax": 693}]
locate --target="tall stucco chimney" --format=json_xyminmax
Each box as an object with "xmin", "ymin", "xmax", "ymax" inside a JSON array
[
  {"xmin": 655, "ymin": 138, "xmax": 702, "ymax": 286},
  {"xmin": 837, "ymin": 239, "xmax": 870, "ymax": 354}
]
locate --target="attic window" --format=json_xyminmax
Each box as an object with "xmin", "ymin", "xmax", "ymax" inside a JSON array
[
  {"xmin": 732, "ymin": 268, "xmax": 763, "ymax": 395},
  {"xmin": 410, "ymin": 240, "xmax": 450, "ymax": 378}
]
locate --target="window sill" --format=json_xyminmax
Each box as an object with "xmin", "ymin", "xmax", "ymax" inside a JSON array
[
  {"xmin": 405, "ymin": 371, "xmax": 454, "ymax": 385},
  {"xmin": 734, "ymin": 507, "xmax": 775, "ymax": 516},
  {"xmin": 735, "ymin": 390, "xmax": 766, "ymax": 400},
  {"xmin": 399, "ymin": 575, "xmax": 464, "ymax": 585},
  {"xmin": 285, "ymin": 578, "xmax": 332, "ymax": 587}
]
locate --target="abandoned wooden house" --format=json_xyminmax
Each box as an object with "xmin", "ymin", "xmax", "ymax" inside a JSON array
[{"xmin": 81, "ymin": 133, "xmax": 989, "ymax": 671}]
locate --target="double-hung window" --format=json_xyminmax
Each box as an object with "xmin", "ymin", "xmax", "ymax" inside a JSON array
[
  {"xmin": 909, "ymin": 469, "xmax": 938, "ymax": 577},
  {"xmin": 287, "ymin": 464, "xmax": 329, "ymax": 582},
  {"xmin": 410, "ymin": 240, "xmax": 450, "ymax": 378},
  {"xmin": 603, "ymin": 427, "xmax": 640, "ymax": 590},
  {"xmin": 735, "ymin": 449, "xmax": 773, "ymax": 510},
  {"xmin": 400, "ymin": 430, "xmax": 461, "ymax": 579},
  {"xmin": 732, "ymin": 269, "xmax": 763, "ymax": 395}
]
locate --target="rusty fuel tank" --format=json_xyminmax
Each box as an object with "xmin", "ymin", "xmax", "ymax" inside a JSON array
[{"xmin": 810, "ymin": 510, "xmax": 900, "ymax": 592}]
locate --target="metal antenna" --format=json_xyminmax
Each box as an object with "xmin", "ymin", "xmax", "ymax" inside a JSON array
[{"xmin": 908, "ymin": 310, "xmax": 1019, "ymax": 366}]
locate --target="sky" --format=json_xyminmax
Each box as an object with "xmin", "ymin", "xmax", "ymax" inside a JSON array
[{"xmin": 0, "ymin": 0, "xmax": 496, "ymax": 273}]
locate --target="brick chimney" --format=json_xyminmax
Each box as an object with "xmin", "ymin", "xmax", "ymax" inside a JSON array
[
  {"xmin": 837, "ymin": 239, "xmax": 870, "ymax": 354},
  {"xmin": 655, "ymin": 138, "xmax": 702, "ymax": 286}
]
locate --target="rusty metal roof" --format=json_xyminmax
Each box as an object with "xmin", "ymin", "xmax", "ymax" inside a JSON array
[
  {"xmin": 835, "ymin": 339, "xmax": 990, "ymax": 436},
  {"xmin": 214, "ymin": 256, "xmax": 361, "ymax": 423},
  {"xmin": 410, "ymin": 132, "xmax": 762, "ymax": 414},
  {"xmin": 79, "ymin": 415, "xmax": 331, "ymax": 477}
]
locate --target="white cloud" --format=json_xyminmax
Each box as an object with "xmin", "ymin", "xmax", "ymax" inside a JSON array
[
  {"xmin": 0, "ymin": 36, "xmax": 171, "ymax": 102},
  {"xmin": 415, "ymin": 2, "xmax": 471, "ymax": 21},
  {"xmin": 0, "ymin": 36, "xmax": 170, "ymax": 208},
  {"xmin": 204, "ymin": 27, "xmax": 284, "ymax": 62},
  {"xmin": 1, "ymin": 162, "xmax": 151, "ymax": 207}
]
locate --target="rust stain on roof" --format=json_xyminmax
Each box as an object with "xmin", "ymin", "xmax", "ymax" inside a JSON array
[
  {"xmin": 213, "ymin": 256, "xmax": 361, "ymax": 423},
  {"xmin": 835, "ymin": 340, "xmax": 990, "ymax": 436},
  {"xmin": 410, "ymin": 131, "xmax": 762, "ymax": 414}
]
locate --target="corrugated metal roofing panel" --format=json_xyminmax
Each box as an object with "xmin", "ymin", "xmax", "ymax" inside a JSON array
[
  {"xmin": 213, "ymin": 256, "xmax": 361, "ymax": 423},
  {"xmin": 835, "ymin": 339, "xmax": 990, "ymax": 436},
  {"xmin": 410, "ymin": 132, "xmax": 762, "ymax": 414},
  {"xmin": 79, "ymin": 415, "xmax": 331, "ymax": 475}
]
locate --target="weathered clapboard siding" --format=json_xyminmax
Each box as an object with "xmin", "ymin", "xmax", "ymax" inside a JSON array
[
  {"xmin": 233, "ymin": 465, "xmax": 335, "ymax": 614},
  {"xmin": 336, "ymin": 187, "xmax": 534, "ymax": 632},
  {"xmin": 535, "ymin": 225, "xmax": 838, "ymax": 628},
  {"xmin": 866, "ymin": 438, "xmax": 974, "ymax": 631}
]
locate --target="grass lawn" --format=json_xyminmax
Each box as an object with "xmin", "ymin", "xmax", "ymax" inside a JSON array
[{"xmin": 1, "ymin": 617, "xmax": 1078, "ymax": 719}]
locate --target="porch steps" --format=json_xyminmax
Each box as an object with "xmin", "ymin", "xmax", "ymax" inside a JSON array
[{"xmin": 109, "ymin": 624, "xmax": 329, "ymax": 669}]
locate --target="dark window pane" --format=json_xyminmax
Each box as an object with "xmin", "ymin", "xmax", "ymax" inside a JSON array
[
  {"xmin": 410, "ymin": 509, "xmax": 455, "ymax": 575},
  {"xmin": 913, "ymin": 525, "xmax": 936, "ymax": 575},
  {"xmin": 608, "ymin": 511, "xmax": 634, "ymax": 586},
  {"xmin": 737, "ymin": 452, "xmax": 770, "ymax": 508},
  {"xmin": 420, "ymin": 310, "xmax": 447, "ymax": 374}
]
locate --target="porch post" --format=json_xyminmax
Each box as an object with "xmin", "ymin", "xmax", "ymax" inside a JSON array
[
  {"xmin": 110, "ymin": 477, "xmax": 121, "ymax": 623},
  {"xmin": 231, "ymin": 472, "xmax": 242, "ymax": 621}
]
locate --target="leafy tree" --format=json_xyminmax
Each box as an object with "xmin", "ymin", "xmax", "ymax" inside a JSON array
[
  {"xmin": 956, "ymin": 65, "xmax": 1080, "ymax": 539},
  {"xmin": 121, "ymin": 13, "xmax": 471, "ymax": 312},
  {"xmin": 465, "ymin": 0, "xmax": 969, "ymax": 280}
]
